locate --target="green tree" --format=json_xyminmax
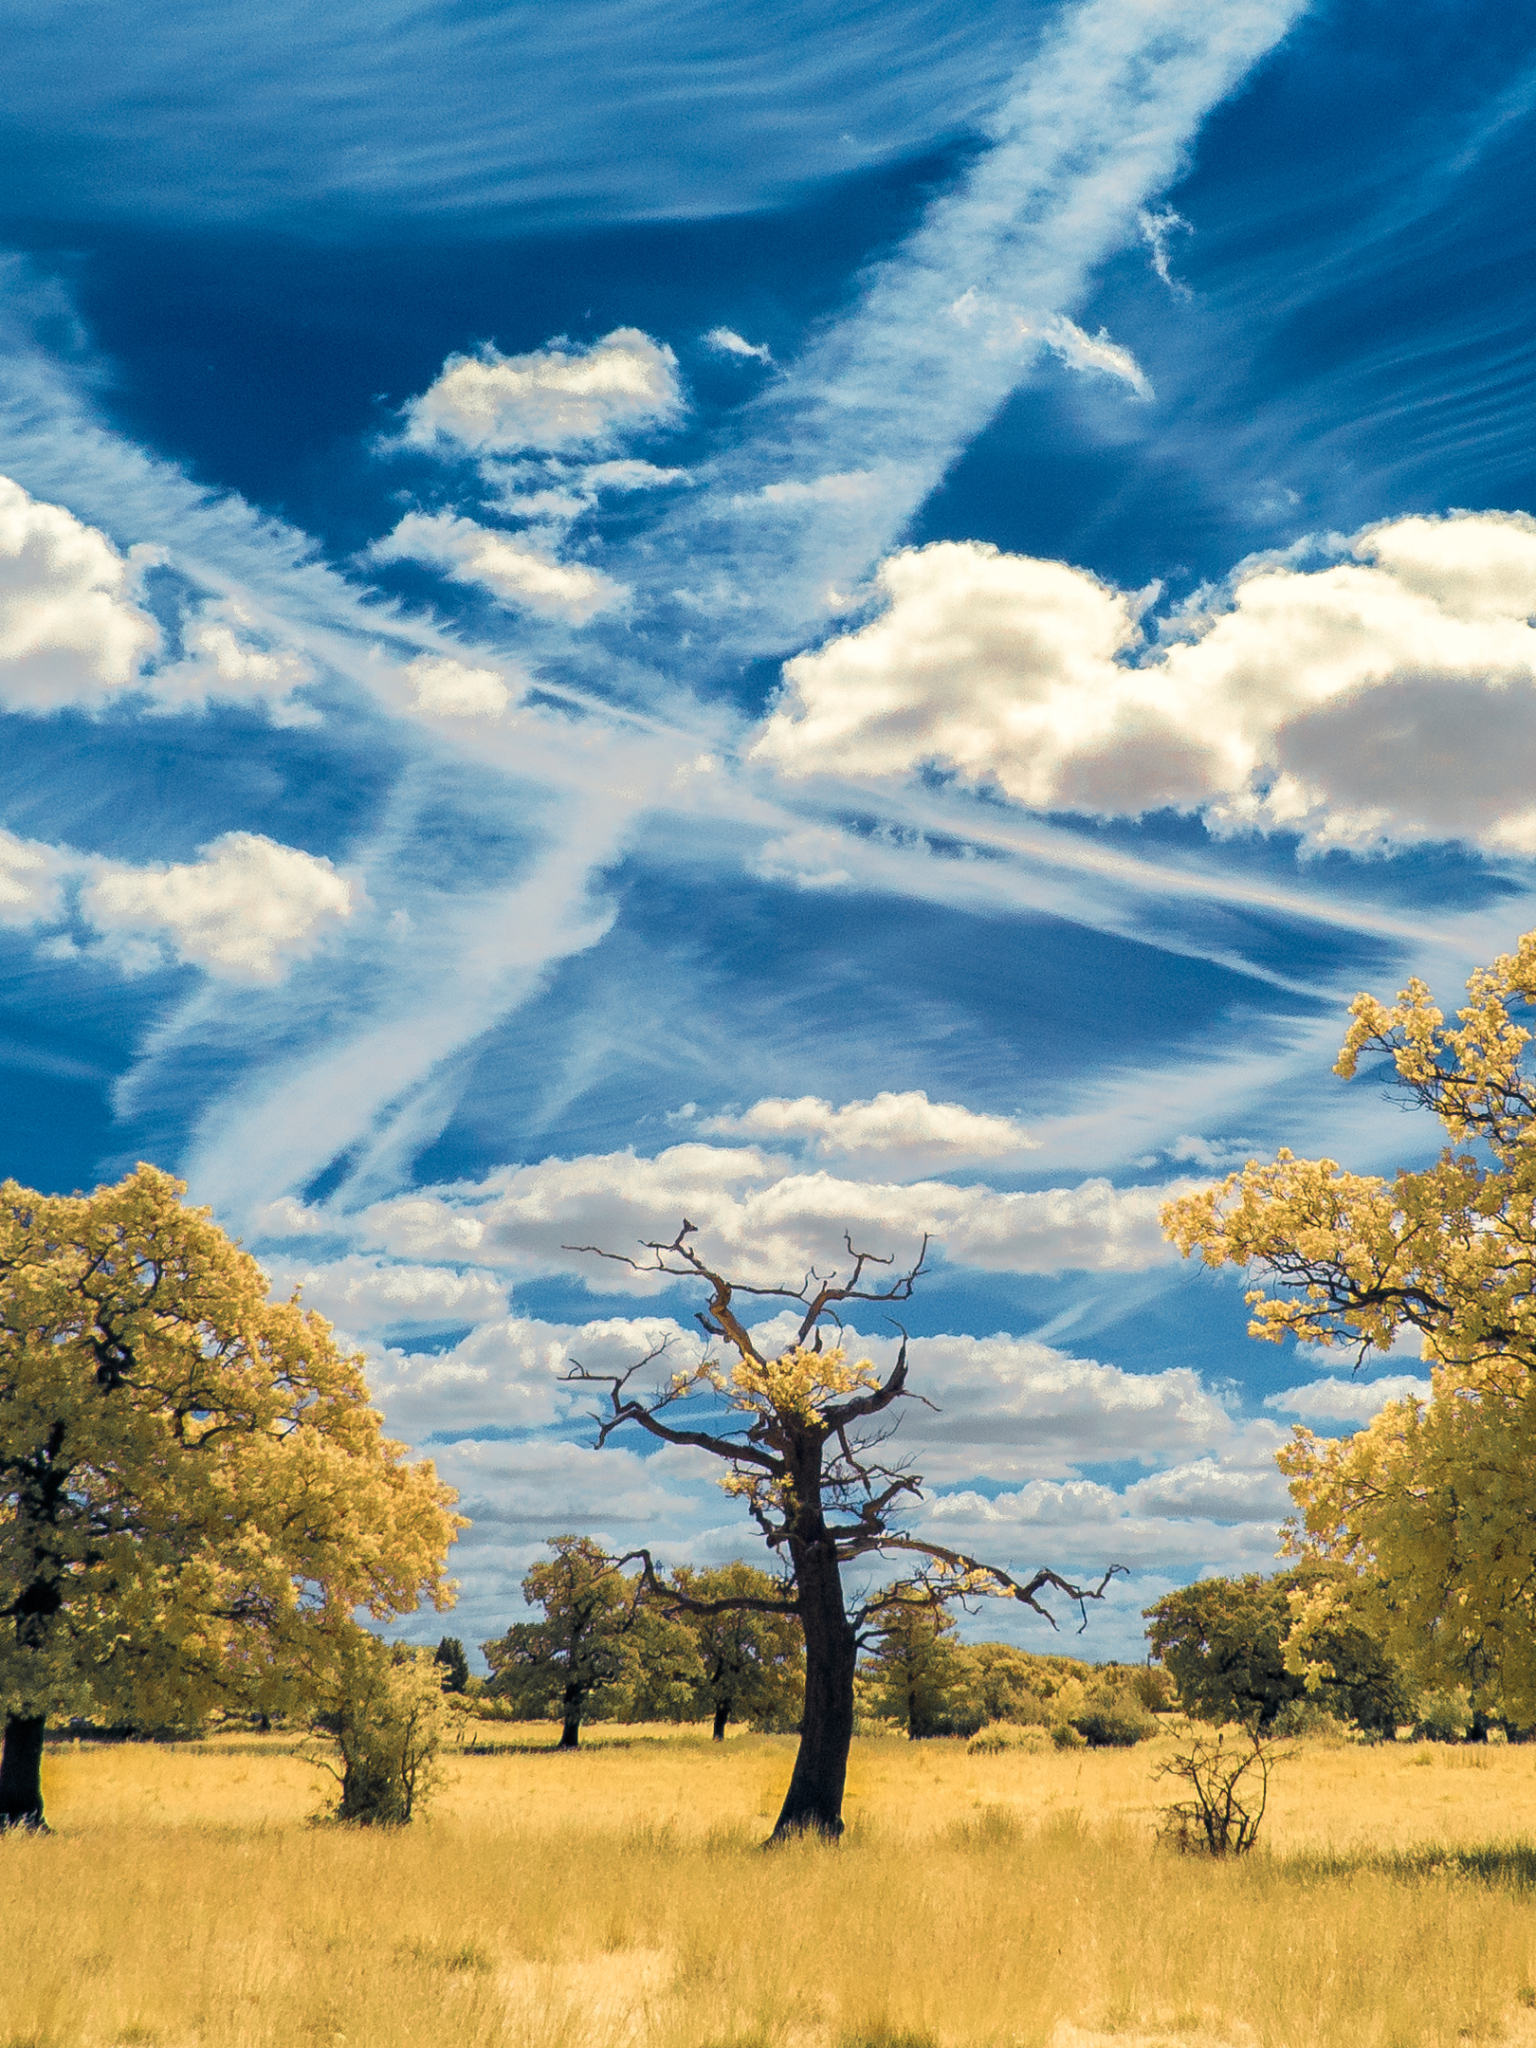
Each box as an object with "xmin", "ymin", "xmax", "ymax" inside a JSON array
[
  {"xmin": 863, "ymin": 1595, "xmax": 981, "ymax": 1737},
  {"xmin": 1144, "ymin": 1571, "xmax": 1409, "ymax": 1735},
  {"xmin": 1163, "ymin": 929, "xmax": 1536, "ymax": 1723},
  {"xmin": 669, "ymin": 1563, "xmax": 805, "ymax": 1738},
  {"xmin": 0, "ymin": 1166, "xmax": 462, "ymax": 1831},
  {"xmin": 482, "ymin": 1536, "xmax": 644, "ymax": 1747},
  {"xmin": 568, "ymin": 1227, "xmax": 1117, "ymax": 1837},
  {"xmin": 432, "ymin": 1636, "xmax": 470, "ymax": 1693}
]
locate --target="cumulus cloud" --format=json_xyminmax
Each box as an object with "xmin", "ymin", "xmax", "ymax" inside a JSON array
[
  {"xmin": 0, "ymin": 827, "xmax": 64, "ymax": 925},
  {"xmin": 371, "ymin": 511, "xmax": 625, "ymax": 623},
  {"xmin": 1264, "ymin": 1374, "xmax": 1431, "ymax": 1421},
  {"xmin": 0, "ymin": 474, "xmax": 158, "ymax": 709},
  {"xmin": 80, "ymin": 831, "xmax": 355, "ymax": 982},
  {"xmin": 400, "ymin": 329, "xmax": 682, "ymax": 456},
  {"xmin": 150, "ymin": 603, "xmax": 315, "ymax": 715},
  {"xmin": 265, "ymin": 1254, "xmax": 508, "ymax": 1333},
  {"xmin": 753, "ymin": 513, "xmax": 1536, "ymax": 849},
  {"xmin": 699, "ymin": 1089, "xmax": 1038, "ymax": 1168},
  {"xmin": 348, "ymin": 1141, "xmax": 1180, "ymax": 1288},
  {"xmin": 403, "ymin": 652, "xmax": 511, "ymax": 718}
]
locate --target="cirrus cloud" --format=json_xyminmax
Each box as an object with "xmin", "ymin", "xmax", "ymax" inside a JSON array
[{"xmin": 371, "ymin": 510, "xmax": 625, "ymax": 623}]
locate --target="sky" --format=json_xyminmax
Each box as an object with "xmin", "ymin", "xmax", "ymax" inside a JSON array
[{"xmin": 2, "ymin": 0, "xmax": 1535, "ymax": 1666}]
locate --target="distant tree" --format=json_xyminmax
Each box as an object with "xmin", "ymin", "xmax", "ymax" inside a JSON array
[
  {"xmin": 0, "ymin": 1166, "xmax": 461, "ymax": 1831},
  {"xmin": 968, "ymin": 1642, "xmax": 1053, "ymax": 1726},
  {"xmin": 1163, "ymin": 930, "xmax": 1536, "ymax": 1725},
  {"xmin": 432, "ymin": 1636, "xmax": 470, "ymax": 1694},
  {"xmin": 1144, "ymin": 1570, "xmax": 1408, "ymax": 1735},
  {"xmin": 566, "ymin": 1225, "xmax": 1118, "ymax": 1837},
  {"xmin": 668, "ymin": 1563, "xmax": 805, "ymax": 1738},
  {"xmin": 864, "ymin": 1595, "xmax": 980, "ymax": 1738},
  {"xmin": 482, "ymin": 1536, "xmax": 645, "ymax": 1748}
]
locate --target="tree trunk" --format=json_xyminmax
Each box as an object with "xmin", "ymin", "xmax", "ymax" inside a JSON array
[
  {"xmin": 770, "ymin": 1541, "xmax": 856, "ymax": 1841},
  {"xmin": 712, "ymin": 1701, "xmax": 729, "ymax": 1741},
  {"xmin": 559, "ymin": 1716, "xmax": 580, "ymax": 1748},
  {"xmin": 0, "ymin": 1715, "xmax": 47, "ymax": 1830}
]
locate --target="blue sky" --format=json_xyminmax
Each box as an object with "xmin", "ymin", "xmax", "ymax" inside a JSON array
[{"xmin": 2, "ymin": 0, "xmax": 1534, "ymax": 1662}]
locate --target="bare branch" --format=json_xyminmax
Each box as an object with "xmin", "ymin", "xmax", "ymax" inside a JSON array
[{"xmin": 612, "ymin": 1549, "xmax": 801, "ymax": 1618}]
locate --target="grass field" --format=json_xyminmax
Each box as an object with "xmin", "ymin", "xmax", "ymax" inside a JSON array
[{"xmin": 4, "ymin": 1726, "xmax": 1536, "ymax": 2048}]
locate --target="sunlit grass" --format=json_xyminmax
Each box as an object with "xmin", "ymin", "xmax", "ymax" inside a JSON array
[{"xmin": 6, "ymin": 1727, "xmax": 1536, "ymax": 2047}]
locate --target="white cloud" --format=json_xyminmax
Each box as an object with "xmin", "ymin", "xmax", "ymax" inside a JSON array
[
  {"xmin": 753, "ymin": 514, "xmax": 1536, "ymax": 849},
  {"xmin": 701, "ymin": 1089, "xmax": 1038, "ymax": 1168},
  {"xmin": 350, "ymin": 1142, "xmax": 1181, "ymax": 1288},
  {"xmin": 0, "ymin": 826, "xmax": 63, "ymax": 925},
  {"xmin": 401, "ymin": 328, "xmax": 682, "ymax": 456},
  {"xmin": 371, "ymin": 511, "xmax": 625, "ymax": 623},
  {"xmin": 1264, "ymin": 1374, "xmax": 1431, "ymax": 1421},
  {"xmin": 151, "ymin": 603, "xmax": 315, "ymax": 715},
  {"xmin": 703, "ymin": 328, "xmax": 773, "ymax": 366},
  {"xmin": 754, "ymin": 471, "xmax": 884, "ymax": 508},
  {"xmin": 403, "ymin": 652, "xmax": 511, "ymax": 718},
  {"xmin": 266, "ymin": 1254, "xmax": 508, "ymax": 1333},
  {"xmin": 80, "ymin": 831, "xmax": 355, "ymax": 982},
  {"xmin": 0, "ymin": 474, "xmax": 158, "ymax": 709},
  {"xmin": 1137, "ymin": 205, "xmax": 1193, "ymax": 298},
  {"xmin": 1035, "ymin": 314, "xmax": 1151, "ymax": 397}
]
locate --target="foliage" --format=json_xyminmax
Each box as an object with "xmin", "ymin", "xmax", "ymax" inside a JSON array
[
  {"xmin": 307, "ymin": 1630, "xmax": 449, "ymax": 1825},
  {"xmin": 1164, "ymin": 931, "xmax": 1536, "ymax": 1722},
  {"xmin": 0, "ymin": 1164, "xmax": 461, "ymax": 1826},
  {"xmin": 482, "ymin": 1536, "xmax": 646, "ymax": 1744},
  {"xmin": 1412, "ymin": 1687, "xmax": 1474, "ymax": 1744},
  {"xmin": 432, "ymin": 1636, "xmax": 470, "ymax": 1693},
  {"xmin": 1155, "ymin": 1722, "xmax": 1285, "ymax": 1857},
  {"xmin": 1072, "ymin": 1682, "xmax": 1158, "ymax": 1748},
  {"xmin": 664, "ymin": 1563, "xmax": 805, "ymax": 1736},
  {"xmin": 1144, "ymin": 1571, "xmax": 1409, "ymax": 1735},
  {"xmin": 863, "ymin": 1597, "xmax": 983, "ymax": 1738}
]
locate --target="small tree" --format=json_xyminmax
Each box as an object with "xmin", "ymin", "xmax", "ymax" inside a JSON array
[
  {"xmin": 0, "ymin": 1166, "xmax": 461, "ymax": 1831},
  {"xmin": 566, "ymin": 1226, "xmax": 1118, "ymax": 1838},
  {"xmin": 668, "ymin": 1564, "xmax": 804, "ymax": 1738},
  {"xmin": 432, "ymin": 1636, "xmax": 470, "ymax": 1694},
  {"xmin": 482, "ymin": 1536, "xmax": 644, "ymax": 1748},
  {"xmin": 864, "ymin": 1595, "xmax": 979, "ymax": 1738},
  {"xmin": 308, "ymin": 1630, "xmax": 449, "ymax": 1825}
]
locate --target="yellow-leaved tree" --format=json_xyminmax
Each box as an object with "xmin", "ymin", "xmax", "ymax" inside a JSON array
[
  {"xmin": 1163, "ymin": 929, "xmax": 1536, "ymax": 1721},
  {"xmin": 0, "ymin": 1165, "xmax": 462, "ymax": 1828}
]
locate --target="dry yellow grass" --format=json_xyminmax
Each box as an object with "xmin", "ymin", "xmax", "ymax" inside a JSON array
[{"xmin": 5, "ymin": 1726, "xmax": 1536, "ymax": 2048}]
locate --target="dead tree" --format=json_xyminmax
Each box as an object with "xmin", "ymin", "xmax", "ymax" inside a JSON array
[{"xmin": 563, "ymin": 1223, "xmax": 1121, "ymax": 1841}]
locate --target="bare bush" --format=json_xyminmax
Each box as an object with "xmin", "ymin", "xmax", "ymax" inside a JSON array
[{"xmin": 1156, "ymin": 1722, "xmax": 1286, "ymax": 1857}]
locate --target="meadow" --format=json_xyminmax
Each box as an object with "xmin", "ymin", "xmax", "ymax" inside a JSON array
[{"xmin": 4, "ymin": 1727, "xmax": 1536, "ymax": 2048}]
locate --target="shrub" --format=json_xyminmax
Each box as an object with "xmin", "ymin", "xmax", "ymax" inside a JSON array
[
  {"xmin": 1412, "ymin": 1687, "xmax": 1474, "ymax": 1743},
  {"xmin": 1074, "ymin": 1693, "xmax": 1158, "ymax": 1748},
  {"xmin": 1156, "ymin": 1723, "xmax": 1285, "ymax": 1857},
  {"xmin": 308, "ymin": 1633, "xmax": 449, "ymax": 1826},
  {"xmin": 1051, "ymin": 1723, "xmax": 1086, "ymax": 1750}
]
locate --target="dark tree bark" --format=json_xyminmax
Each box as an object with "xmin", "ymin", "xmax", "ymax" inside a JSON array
[
  {"xmin": 0, "ymin": 1714, "xmax": 47, "ymax": 1830},
  {"xmin": 773, "ymin": 1539, "xmax": 857, "ymax": 1839},
  {"xmin": 712, "ymin": 1701, "xmax": 730, "ymax": 1741},
  {"xmin": 559, "ymin": 1717, "xmax": 580, "ymax": 1749}
]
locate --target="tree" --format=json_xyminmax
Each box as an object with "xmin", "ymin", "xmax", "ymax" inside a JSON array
[
  {"xmin": 1162, "ymin": 928, "xmax": 1536, "ymax": 1722},
  {"xmin": 0, "ymin": 1165, "xmax": 461, "ymax": 1830},
  {"xmin": 432, "ymin": 1636, "xmax": 470, "ymax": 1693},
  {"xmin": 863, "ymin": 1595, "xmax": 980, "ymax": 1737},
  {"xmin": 565, "ymin": 1226, "xmax": 1118, "ymax": 1838},
  {"xmin": 1143, "ymin": 1571, "xmax": 1408, "ymax": 1735},
  {"xmin": 667, "ymin": 1563, "xmax": 804, "ymax": 1738},
  {"xmin": 482, "ymin": 1535, "xmax": 645, "ymax": 1747}
]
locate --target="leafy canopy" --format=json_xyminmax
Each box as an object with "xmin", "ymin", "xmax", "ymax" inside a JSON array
[
  {"xmin": 1162, "ymin": 931, "xmax": 1536, "ymax": 1720},
  {"xmin": 0, "ymin": 1165, "xmax": 460, "ymax": 1731}
]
